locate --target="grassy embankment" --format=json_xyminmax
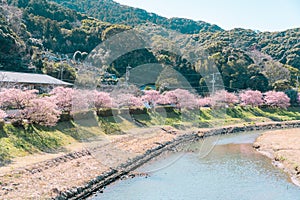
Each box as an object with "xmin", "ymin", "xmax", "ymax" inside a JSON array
[{"xmin": 1, "ymin": 106, "xmax": 300, "ymax": 164}]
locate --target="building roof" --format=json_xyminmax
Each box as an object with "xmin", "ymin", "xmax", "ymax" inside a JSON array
[{"xmin": 0, "ymin": 71, "xmax": 72, "ymax": 86}]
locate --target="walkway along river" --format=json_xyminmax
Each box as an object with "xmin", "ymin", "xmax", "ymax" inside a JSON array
[
  {"xmin": 89, "ymin": 131, "xmax": 300, "ymax": 200},
  {"xmin": 50, "ymin": 121, "xmax": 300, "ymax": 199}
]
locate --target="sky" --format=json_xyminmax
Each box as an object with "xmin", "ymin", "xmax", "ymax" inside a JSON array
[{"xmin": 114, "ymin": 0, "xmax": 300, "ymax": 32}]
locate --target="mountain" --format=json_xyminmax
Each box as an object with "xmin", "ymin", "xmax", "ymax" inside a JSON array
[
  {"xmin": 50, "ymin": 0, "xmax": 300, "ymax": 70},
  {"xmin": 1, "ymin": 0, "xmax": 300, "ymax": 93},
  {"xmin": 51, "ymin": 0, "xmax": 223, "ymax": 34},
  {"xmin": 1, "ymin": 0, "xmax": 130, "ymax": 81}
]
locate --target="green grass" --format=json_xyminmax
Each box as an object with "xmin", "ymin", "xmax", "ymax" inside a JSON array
[{"xmin": 1, "ymin": 106, "xmax": 300, "ymax": 164}]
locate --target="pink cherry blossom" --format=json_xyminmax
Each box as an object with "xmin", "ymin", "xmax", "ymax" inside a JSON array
[
  {"xmin": 198, "ymin": 97, "xmax": 212, "ymax": 107},
  {"xmin": 50, "ymin": 87, "xmax": 74, "ymax": 112},
  {"xmin": 113, "ymin": 93, "xmax": 144, "ymax": 108},
  {"xmin": 212, "ymin": 90, "xmax": 239, "ymax": 106},
  {"xmin": 94, "ymin": 91, "xmax": 113, "ymax": 109},
  {"xmin": 23, "ymin": 97, "xmax": 61, "ymax": 126},
  {"xmin": 142, "ymin": 90, "xmax": 161, "ymax": 106},
  {"xmin": 0, "ymin": 88, "xmax": 37, "ymax": 109},
  {"xmin": 239, "ymin": 90, "xmax": 263, "ymax": 107},
  {"xmin": 163, "ymin": 89, "xmax": 198, "ymax": 109},
  {"xmin": 264, "ymin": 91, "xmax": 290, "ymax": 109}
]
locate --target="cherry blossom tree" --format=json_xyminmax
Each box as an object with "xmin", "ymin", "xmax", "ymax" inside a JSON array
[
  {"xmin": 23, "ymin": 97, "xmax": 61, "ymax": 126},
  {"xmin": 156, "ymin": 95, "xmax": 172, "ymax": 105},
  {"xmin": 72, "ymin": 89, "xmax": 94, "ymax": 112},
  {"xmin": 163, "ymin": 89, "xmax": 198, "ymax": 109},
  {"xmin": 0, "ymin": 88, "xmax": 38, "ymax": 109},
  {"xmin": 142, "ymin": 90, "xmax": 161, "ymax": 106},
  {"xmin": 239, "ymin": 90, "xmax": 263, "ymax": 107},
  {"xmin": 163, "ymin": 90, "xmax": 177, "ymax": 105},
  {"xmin": 94, "ymin": 91, "xmax": 113, "ymax": 110},
  {"xmin": 212, "ymin": 90, "xmax": 239, "ymax": 107},
  {"xmin": 113, "ymin": 93, "xmax": 144, "ymax": 108},
  {"xmin": 198, "ymin": 97, "xmax": 212, "ymax": 107},
  {"xmin": 264, "ymin": 91, "xmax": 290, "ymax": 109},
  {"xmin": 50, "ymin": 87, "xmax": 74, "ymax": 113}
]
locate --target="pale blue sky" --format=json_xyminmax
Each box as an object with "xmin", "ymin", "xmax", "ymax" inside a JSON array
[{"xmin": 114, "ymin": 0, "xmax": 300, "ymax": 31}]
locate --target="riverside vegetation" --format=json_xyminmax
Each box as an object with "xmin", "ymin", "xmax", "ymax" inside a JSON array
[{"xmin": 1, "ymin": 87, "xmax": 300, "ymax": 164}]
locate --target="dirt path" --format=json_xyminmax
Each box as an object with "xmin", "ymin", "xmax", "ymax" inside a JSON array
[
  {"xmin": 1, "ymin": 121, "xmax": 300, "ymax": 199},
  {"xmin": 253, "ymin": 128, "xmax": 300, "ymax": 186},
  {"xmin": 0, "ymin": 126, "xmax": 181, "ymax": 199}
]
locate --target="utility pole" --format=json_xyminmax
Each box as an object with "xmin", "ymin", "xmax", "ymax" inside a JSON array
[
  {"xmin": 125, "ymin": 65, "xmax": 131, "ymax": 86},
  {"xmin": 210, "ymin": 72, "xmax": 220, "ymax": 94},
  {"xmin": 60, "ymin": 66, "xmax": 64, "ymax": 80},
  {"xmin": 59, "ymin": 54, "xmax": 64, "ymax": 80}
]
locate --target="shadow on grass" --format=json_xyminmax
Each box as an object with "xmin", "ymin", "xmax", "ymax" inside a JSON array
[
  {"xmin": 199, "ymin": 108, "xmax": 212, "ymax": 120},
  {"xmin": 0, "ymin": 139, "xmax": 12, "ymax": 166},
  {"xmin": 1, "ymin": 124, "xmax": 65, "ymax": 155},
  {"xmin": 0, "ymin": 127, "xmax": 7, "ymax": 138},
  {"xmin": 35, "ymin": 121, "xmax": 85, "ymax": 142},
  {"xmin": 98, "ymin": 116, "xmax": 124, "ymax": 135},
  {"xmin": 226, "ymin": 107, "xmax": 246, "ymax": 118}
]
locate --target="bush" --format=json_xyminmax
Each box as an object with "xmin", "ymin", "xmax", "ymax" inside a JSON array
[{"xmin": 285, "ymin": 89, "xmax": 298, "ymax": 106}]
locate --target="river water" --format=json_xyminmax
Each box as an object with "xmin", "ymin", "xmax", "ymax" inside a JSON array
[{"xmin": 89, "ymin": 131, "xmax": 300, "ymax": 200}]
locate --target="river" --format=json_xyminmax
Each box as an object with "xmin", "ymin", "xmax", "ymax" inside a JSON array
[{"xmin": 89, "ymin": 131, "xmax": 300, "ymax": 200}]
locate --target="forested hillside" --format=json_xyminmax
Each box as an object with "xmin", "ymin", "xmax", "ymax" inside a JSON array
[
  {"xmin": 1, "ymin": 0, "xmax": 130, "ymax": 82},
  {"xmin": 51, "ymin": 0, "xmax": 223, "ymax": 34},
  {"xmin": 49, "ymin": 0, "xmax": 300, "ymax": 91},
  {"xmin": 0, "ymin": 0, "xmax": 300, "ymax": 93}
]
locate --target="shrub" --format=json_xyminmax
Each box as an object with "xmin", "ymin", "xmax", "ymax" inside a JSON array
[{"xmin": 284, "ymin": 89, "xmax": 298, "ymax": 106}]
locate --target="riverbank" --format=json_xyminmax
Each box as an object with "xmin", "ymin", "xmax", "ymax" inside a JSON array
[
  {"xmin": 1, "ymin": 121, "xmax": 300, "ymax": 199},
  {"xmin": 2, "ymin": 106, "xmax": 300, "ymax": 165},
  {"xmin": 254, "ymin": 128, "xmax": 300, "ymax": 186}
]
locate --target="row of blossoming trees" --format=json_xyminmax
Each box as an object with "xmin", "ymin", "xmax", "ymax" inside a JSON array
[{"xmin": 0, "ymin": 87, "xmax": 295, "ymax": 127}]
